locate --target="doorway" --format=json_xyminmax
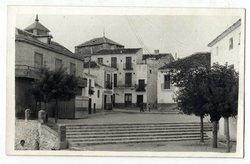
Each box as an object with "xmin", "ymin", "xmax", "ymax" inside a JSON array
[
  {"xmin": 124, "ymin": 94, "xmax": 132, "ymax": 108},
  {"xmin": 88, "ymin": 98, "xmax": 92, "ymax": 114},
  {"xmin": 137, "ymin": 95, "xmax": 143, "ymax": 107}
]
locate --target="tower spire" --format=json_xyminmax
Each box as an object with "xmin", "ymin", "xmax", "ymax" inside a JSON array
[
  {"xmin": 35, "ymin": 14, "xmax": 39, "ymax": 22},
  {"xmin": 103, "ymin": 28, "xmax": 105, "ymax": 37}
]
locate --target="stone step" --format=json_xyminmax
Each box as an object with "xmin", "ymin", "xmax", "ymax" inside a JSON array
[
  {"xmin": 66, "ymin": 128, "xmax": 211, "ymax": 136},
  {"xmin": 66, "ymin": 126, "xmax": 212, "ymax": 132},
  {"xmin": 66, "ymin": 131, "xmax": 205, "ymax": 139},
  {"xmin": 64, "ymin": 122, "xmax": 211, "ymax": 128},
  {"xmin": 68, "ymin": 136, "xmax": 210, "ymax": 147},
  {"xmin": 67, "ymin": 133, "xmax": 208, "ymax": 142}
]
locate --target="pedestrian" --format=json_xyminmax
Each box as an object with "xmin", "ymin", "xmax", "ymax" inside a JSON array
[
  {"xmin": 140, "ymin": 102, "xmax": 144, "ymax": 112},
  {"xmin": 148, "ymin": 103, "xmax": 150, "ymax": 112}
]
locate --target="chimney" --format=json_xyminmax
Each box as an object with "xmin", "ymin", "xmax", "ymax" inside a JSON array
[{"xmin": 154, "ymin": 50, "xmax": 159, "ymax": 55}]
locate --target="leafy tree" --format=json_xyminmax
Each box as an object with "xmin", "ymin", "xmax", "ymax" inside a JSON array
[
  {"xmin": 201, "ymin": 63, "xmax": 238, "ymax": 151},
  {"xmin": 171, "ymin": 68, "xmax": 209, "ymax": 142},
  {"xmin": 32, "ymin": 66, "xmax": 78, "ymax": 123}
]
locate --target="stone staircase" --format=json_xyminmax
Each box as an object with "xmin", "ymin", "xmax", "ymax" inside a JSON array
[{"xmin": 65, "ymin": 122, "xmax": 212, "ymax": 148}]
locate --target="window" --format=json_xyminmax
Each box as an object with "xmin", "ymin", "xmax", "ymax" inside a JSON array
[
  {"xmin": 97, "ymin": 90, "xmax": 100, "ymax": 98},
  {"xmin": 97, "ymin": 58, "xmax": 102, "ymax": 63},
  {"xmin": 55, "ymin": 58, "xmax": 62, "ymax": 70},
  {"xmin": 229, "ymin": 37, "xmax": 233, "ymax": 50},
  {"xmin": 70, "ymin": 63, "xmax": 76, "ymax": 75},
  {"xmin": 150, "ymin": 70, "xmax": 152, "ymax": 74},
  {"xmin": 125, "ymin": 73, "xmax": 132, "ymax": 87},
  {"xmin": 216, "ymin": 46, "xmax": 219, "ymax": 56},
  {"xmin": 164, "ymin": 75, "xmax": 170, "ymax": 89},
  {"xmin": 111, "ymin": 57, "xmax": 117, "ymax": 68},
  {"xmin": 34, "ymin": 53, "xmax": 43, "ymax": 69}
]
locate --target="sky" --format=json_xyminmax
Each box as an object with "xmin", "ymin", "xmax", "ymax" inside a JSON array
[{"xmin": 16, "ymin": 13, "xmax": 241, "ymax": 59}]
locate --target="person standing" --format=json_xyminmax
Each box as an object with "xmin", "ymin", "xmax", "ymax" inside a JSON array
[{"xmin": 140, "ymin": 102, "xmax": 144, "ymax": 112}]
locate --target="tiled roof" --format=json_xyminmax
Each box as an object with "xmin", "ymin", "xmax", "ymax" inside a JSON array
[
  {"xmin": 142, "ymin": 53, "xmax": 173, "ymax": 60},
  {"xmin": 159, "ymin": 52, "xmax": 211, "ymax": 70},
  {"xmin": 15, "ymin": 28, "xmax": 83, "ymax": 61},
  {"xmin": 83, "ymin": 61, "xmax": 100, "ymax": 68},
  {"xmin": 83, "ymin": 61, "xmax": 116, "ymax": 70},
  {"xmin": 92, "ymin": 48, "xmax": 142, "ymax": 55},
  {"xmin": 95, "ymin": 83, "xmax": 103, "ymax": 88},
  {"xmin": 76, "ymin": 36, "xmax": 124, "ymax": 47},
  {"xmin": 208, "ymin": 19, "xmax": 241, "ymax": 47},
  {"xmin": 24, "ymin": 21, "xmax": 50, "ymax": 32}
]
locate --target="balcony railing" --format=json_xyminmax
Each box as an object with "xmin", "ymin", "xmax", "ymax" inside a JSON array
[
  {"xmin": 89, "ymin": 86, "xmax": 95, "ymax": 95},
  {"xmin": 136, "ymin": 84, "xmax": 147, "ymax": 92},
  {"xmin": 77, "ymin": 77, "xmax": 87, "ymax": 88},
  {"xmin": 123, "ymin": 63, "xmax": 133, "ymax": 70},
  {"xmin": 105, "ymin": 81, "xmax": 113, "ymax": 89},
  {"xmin": 15, "ymin": 65, "xmax": 41, "ymax": 79},
  {"xmin": 115, "ymin": 81, "xmax": 136, "ymax": 88}
]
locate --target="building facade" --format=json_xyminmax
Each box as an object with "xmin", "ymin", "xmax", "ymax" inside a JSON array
[
  {"xmin": 15, "ymin": 15, "xmax": 87, "ymax": 118},
  {"xmin": 208, "ymin": 19, "xmax": 242, "ymax": 140},
  {"xmin": 83, "ymin": 61, "xmax": 117, "ymax": 111},
  {"xmin": 157, "ymin": 52, "xmax": 211, "ymax": 110}
]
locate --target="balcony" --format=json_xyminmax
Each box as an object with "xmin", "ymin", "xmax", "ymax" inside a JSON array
[
  {"xmin": 105, "ymin": 81, "xmax": 113, "ymax": 89},
  {"xmin": 136, "ymin": 84, "xmax": 147, "ymax": 92},
  {"xmin": 15, "ymin": 65, "xmax": 40, "ymax": 79},
  {"xmin": 77, "ymin": 77, "xmax": 87, "ymax": 88},
  {"xmin": 123, "ymin": 63, "xmax": 133, "ymax": 70},
  {"xmin": 89, "ymin": 86, "xmax": 95, "ymax": 95},
  {"xmin": 115, "ymin": 81, "xmax": 136, "ymax": 88}
]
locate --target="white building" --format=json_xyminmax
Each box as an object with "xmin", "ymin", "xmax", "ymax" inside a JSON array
[
  {"xmin": 83, "ymin": 61, "xmax": 117, "ymax": 111},
  {"xmin": 207, "ymin": 19, "xmax": 242, "ymax": 140},
  {"xmin": 157, "ymin": 52, "xmax": 211, "ymax": 110}
]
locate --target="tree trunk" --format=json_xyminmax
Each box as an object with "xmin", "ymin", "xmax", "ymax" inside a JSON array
[
  {"xmin": 55, "ymin": 99, "xmax": 58, "ymax": 123},
  {"xmin": 225, "ymin": 117, "xmax": 230, "ymax": 152},
  {"xmin": 212, "ymin": 121, "xmax": 218, "ymax": 148},
  {"xmin": 200, "ymin": 116, "xmax": 204, "ymax": 142}
]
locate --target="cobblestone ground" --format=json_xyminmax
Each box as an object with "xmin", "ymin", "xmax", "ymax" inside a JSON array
[{"xmin": 55, "ymin": 111, "xmax": 211, "ymax": 124}]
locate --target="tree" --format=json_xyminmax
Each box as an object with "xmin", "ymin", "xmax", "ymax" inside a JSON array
[
  {"xmin": 32, "ymin": 66, "xmax": 78, "ymax": 123},
  {"xmin": 31, "ymin": 67, "xmax": 52, "ymax": 112},
  {"xmin": 171, "ymin": 68, "xmax": 209, "ymax": 142},
  {"xmin": 201, "ymin": 63, "xmax": 238, "ymax": 151}
]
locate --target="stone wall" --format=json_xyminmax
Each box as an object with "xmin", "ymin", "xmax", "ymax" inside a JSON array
[
  {"xmin": 15, "ymin": 119, "xmax": 66, "ymax": 150},
  {"xmin": 39, "ymin": 124, "xmax": 59, "ymax": 150},
  {"xmin": 15, "ymin": 120, "xmax": 39, "ymax": 150}
]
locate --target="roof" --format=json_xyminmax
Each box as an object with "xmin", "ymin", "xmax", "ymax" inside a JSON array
[
  {"xmin": 24, "ymin": 17, "xmax": 50, "ymax": 32},
  {"xmin": 95, "ymin": 83, "xmax": 103, "ymax": 88},
  {"xmin": 76, "ymin": 36, "xmax": 124, "ymax": 48},
  {"xmin": 159, "ymin": 52, "xmax": 211, "ymax": 70},
  {"xmin": 208, "ymin": 19, "xmax": 241, "ymax": 47},
  {"xmin": 142, "ymin": 53, "xmax": 173, "ymax": 60},
  {"xmin": 83, "ymin": 61, "xmax": 117, "ymax": 70},
  {"xmin": 92, "ymin": 48, "xmax": 142, "ymax": 55},
  {"xmin": 15, "ymin": 28, "xmax": 83, "ymax": 61}
]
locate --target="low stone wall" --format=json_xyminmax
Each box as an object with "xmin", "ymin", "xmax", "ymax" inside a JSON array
[
  {"xmin": 39, "ymin": 124, "xmax": 59, "ymax": 150},
  {"xmin": 15, "ymin": 120, "xmax": 39, "ymax": 150},
  {"xmin": 15, "ymin": 118, "xmax": 67, "ymax": 150}
]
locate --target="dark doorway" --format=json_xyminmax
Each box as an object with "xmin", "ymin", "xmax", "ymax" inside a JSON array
[
  {"xmin": 114, "ymin": 74, "xmax": 117, "ymax": 87},
  {"xmin": 88, "ymin": 98, "xmax": 92, "ymax": 114},
  {"xmin": 124, "ymin": 94, "xmax": 132, "ymax": 108},
  {"xmin": 104, "ymin": 95, "xmax": 107, "ymax": 110},
  {"xmin": 113, "ymin": 94, "xmax": 116, "ymax": 107},
  {"xmin": 137, "ymin": 95, "xmax": 143, "ymax": 107}
]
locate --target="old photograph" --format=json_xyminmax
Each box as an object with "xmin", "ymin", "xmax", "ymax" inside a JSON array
[{"xmin": 6, "ymin": 6, "xmax": 245, "ymax": 157}]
